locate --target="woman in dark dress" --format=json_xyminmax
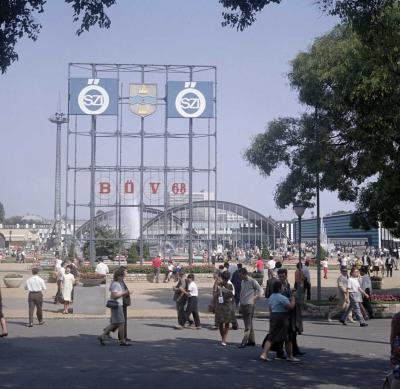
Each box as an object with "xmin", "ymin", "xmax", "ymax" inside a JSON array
[
  {"xmin": 260, "ymin": 281, "xmax": 298, "ymax": 362},
  {"xmin": 214, "ymin": 271, "xmax": 235, "ymax": 346},
  {"xmin": 0, "ymin": 286, "xmax": 8, "ymax": 337}
]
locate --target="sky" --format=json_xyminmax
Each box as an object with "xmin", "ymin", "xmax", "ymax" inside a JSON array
[{"xmin": 0, "ymin": 0, "xmax": 354, "ymax": 221}]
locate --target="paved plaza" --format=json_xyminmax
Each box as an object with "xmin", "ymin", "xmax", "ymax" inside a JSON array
[
  {"xmin": 0, "ymin": 317, "xmax": 390, "ymax": 389},
  {"xmin": 0, "ymin": 263, "xmax": 396, "ymax": 388}
]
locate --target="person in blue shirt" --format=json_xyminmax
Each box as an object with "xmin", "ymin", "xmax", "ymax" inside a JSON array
[{"xmin": 260, "ymin": 280, "xmax": 298, "ymax": 362}]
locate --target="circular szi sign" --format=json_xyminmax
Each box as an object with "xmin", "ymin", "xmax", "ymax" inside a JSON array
[
  {"xmin": 175, "ymin": 85, "xmax": 206, "ymax": 118},
  {"xmin": 78, "ymin": 80, "xmax": 110, "ymax": 115}
]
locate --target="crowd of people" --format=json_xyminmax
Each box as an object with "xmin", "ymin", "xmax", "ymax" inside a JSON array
[{"xmin": 0, "ymin": 252, "xmax": 398, "ymax": 384}]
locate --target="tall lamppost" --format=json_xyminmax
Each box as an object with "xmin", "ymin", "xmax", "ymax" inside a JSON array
[
  {"xmin": 294, "ymin": 203, "xmax": 307, "ymax": 305},
  {"xmin": 293, "ymin": 204, "xmax": 307, "ymax": 266},
  {"xmin": 49, "ymin": 111, "xmax": 68, "ymax": 255},
  {"xmin": 9, "ymin": 230, "xmax": 12, "ymax": 251}
]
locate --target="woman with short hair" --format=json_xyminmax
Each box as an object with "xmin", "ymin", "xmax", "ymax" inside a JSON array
[
  {"xmin": 260, "ymin": 280, "xmax": 298, "ymax": 362},
  {"xmin": 0, "ymin": 287, "xmax": 8, "ymax": 337},
  {"xmin": 98, "ymin": 268, "xmax": 130, "ymax": 346},
  {"xmin": 214, "ymin": 271, "xmax": 235, "ymax": 346}
]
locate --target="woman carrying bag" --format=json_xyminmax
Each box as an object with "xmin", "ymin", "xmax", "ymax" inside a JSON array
[{"xmin": 98, "ymin": 268, "xmax": 131, "ymax": 346}]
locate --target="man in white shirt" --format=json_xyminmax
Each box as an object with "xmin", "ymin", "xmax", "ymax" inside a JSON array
[
  {"xmin": 25, "ymin": 268, "xmax": 46, "ymax": 327},
  {"xmin": 359, "ymin": 267, "xmax": 374, "ymax": 319},
  {"xmin": 328, "ymin": 267, "xmax": 350, "ymax": 322},
  {"xmin": 95, "ymin": 258, "xmax": 109, "ymax": 276},
  {"xmin": 340, "ymin": 268, "xmax": 368, "ymax": 327},
  {"xmin": 183, "ymin": 274, "xmax": 201, "ymax": 329},
  {"xmin": 54, "ymin": 260, "xmax": 65, "ymax": 304}
]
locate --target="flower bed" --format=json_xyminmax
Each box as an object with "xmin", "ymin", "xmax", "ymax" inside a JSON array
[
  {"xmin": 80, "ymin": 264, "xmax": 215, "ymax": 274},
  {"xmin": 371, "ymin": 294, "xmax": 400, "ymax": 303}
]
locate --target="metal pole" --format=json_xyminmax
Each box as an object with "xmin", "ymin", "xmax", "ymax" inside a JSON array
[
  {"xmin": 188, "ymin": 67, "xmax": 193, "ymax": 265},
  {"xmin": 139, "ymin": 66, "xmax": 145, "ymax": 265},
  {"xmin": 315, "ymin": 107, "xmax": 322, "ymax": 303},
  {"xmin": 89, "ymin": 64, "xmax": 97, "ymax": 264},
  {"xmin": 214, "ymin": 67, "xmax": 218, "ymax": 258},
  {"xmin": 298, "ymin": 215, "xmax": 302, "ymax": 266},
  {"xmin": 298, "ymin": 214, "xmax": 303, "ymax": 304},
  {"xmin": 164, "ymin": 66, "xmax": 169, "ymax": 261},
  {"xmin": 207, "ymin": 118, "xmax": 211, "ymax": 262}
]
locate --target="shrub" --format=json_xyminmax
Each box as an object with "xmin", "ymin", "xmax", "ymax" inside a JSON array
[
  {"xmin": 4, "ymin": 273, "xmax": 23, "ymax": 278},
  {"xmin": 371, "ymin": 276, "xmax": 383, "ymax": 281},
  {"xmin": 79, "ymin": 272, "xmax": 105, "ymax": 280}
]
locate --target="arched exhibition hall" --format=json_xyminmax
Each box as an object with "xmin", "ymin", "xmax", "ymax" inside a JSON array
[{"xmin": 75, "ymin": 200, "xmax": 290, "ymax": 257}]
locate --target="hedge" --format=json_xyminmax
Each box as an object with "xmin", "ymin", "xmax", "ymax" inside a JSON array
[{"xmin": 80, "ymin": 264, "xmax": 216, "ymax": 274}]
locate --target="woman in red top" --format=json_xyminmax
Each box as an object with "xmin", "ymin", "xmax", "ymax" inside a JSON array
[{"xmin": 256, "ymin": 257, "xmax": 265, "ymax": 274}]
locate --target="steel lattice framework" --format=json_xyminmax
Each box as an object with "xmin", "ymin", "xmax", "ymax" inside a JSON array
[{"xmin": 65, "ymin": 63, "xmax": 217, "ymax": 264}]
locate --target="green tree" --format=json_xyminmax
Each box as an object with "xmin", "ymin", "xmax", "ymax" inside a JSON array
[
  {"xmin": 83, "ymin": 225, "xmax": 121, "ymax": 258},
  {"xmin": 0, "ymin": 0, "xmax": 116, "ymax": 73},
  {"xmin": 128, "ymin": 242, "xmax": 139, "ymax": 264},
  {"xmin": 261, "ymin": 246, "xmax": 269, "ymax": 259},
  {"xmin": 245, "ymin": 4, "xmax": 400, "ymax": 237},
  {"xmin": 143, "ymin": 242, "xmax": 151, "ymax": 261},
  {"xmin": 0, "ymin": 202, "xmax": 4, "ymax": 223}
]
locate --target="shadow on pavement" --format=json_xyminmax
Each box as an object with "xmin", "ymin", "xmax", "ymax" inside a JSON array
[{"xmin": 0, "ymin": 332, "xmax": 387, "ymax": 389}]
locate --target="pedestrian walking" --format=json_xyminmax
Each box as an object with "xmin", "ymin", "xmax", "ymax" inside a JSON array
[
  {"xmin": 173, "ymin": 270, "xmax": 187, "ymax": 329},
  {"xmin": 119, "ymin": 266, "xmax": 131, "ymax": 341},
  {"xmin": 328, "ymin": 267, "xmax": 350, "ymax": 322},
  {"xmin": 238, "ymin": 268, "xmax": 263, "ymax": 348},
  {"xmin": 62, "ymin": 266, "xmax": 75, "ymax": 314},
  {"xmin": 25, "ymin": 268, "xmax": 46, "ymax": 327},
  {"xmin": 259, "ymin": 280, "xmax": 299, "ymax": 362},
  {"xmin": 214, "ymin": 271, "xmax": 235, "ymax": 346},
  {"xmin": 340, "ymin": 268, "xmax": 369, "ymax": 327},
  {"xmin": 386, "ymin": 256, "xmax": 394, "ymax": 278},
  {"xmin": 322, "ymin": 259, "xmax": 328, "ymax": 279},
  {"xmin": 98, "ymin": 268, "xmax": 130, "ymax": 346},
  {"xmin": 164, "ymin": 260, "xmax": 174, "ymax": 283},
  {"xmin": 359, "ymin": 267, "xmax": 374, "ymax": 319},
  {"xmin": 0, "ymin": 286, "xmax": 8, "ymax": 337},
  {"xmin": 54, "ymin": 260, "xmax": 65, "ymax": 304},
  {"xmin": 183, "ymin": 274, "xmax": 201, "ymax": 329},
  {"xmin": 231, "ymin": 263, "xmax": 243, "ymax": 307},
  {"xmin": 152, "ymin": 255, "xmax": 162, "ymax": 283},
  {"xmin": 303, "ymin": 261, "xmax": 311, "ymax": 300}
]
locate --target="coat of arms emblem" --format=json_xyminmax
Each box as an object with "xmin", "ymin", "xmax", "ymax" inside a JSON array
[{"xmin": 129, "ymin": 84, "xmax": 157, "ymax": 117}]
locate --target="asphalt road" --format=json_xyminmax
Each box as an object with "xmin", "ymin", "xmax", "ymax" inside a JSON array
[{"xmin": 0, "ymin": 317, "xmax": 390, "ymax": 389}]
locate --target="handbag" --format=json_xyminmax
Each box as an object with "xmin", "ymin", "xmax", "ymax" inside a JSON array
[{"xmin": 106, "ymin": 299, "xmax": 119, "ymax": 309}]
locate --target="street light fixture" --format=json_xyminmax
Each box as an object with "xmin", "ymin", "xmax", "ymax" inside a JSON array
[
  {"xmin": 293, "ymin": 203, "xmax": 306, "ymax": 305},
  {"xmin": 293, "ymin": 203, "xmax": 306, "ymax": 264}
]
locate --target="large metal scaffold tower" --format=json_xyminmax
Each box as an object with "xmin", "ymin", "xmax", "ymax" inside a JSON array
[
  {"xmin": 49, "ymin": 110, "xmax": 68, "ymax": 252},
  {"xmin": 65, "ymin": 63, "xmax": 218, "ymax": 264}
]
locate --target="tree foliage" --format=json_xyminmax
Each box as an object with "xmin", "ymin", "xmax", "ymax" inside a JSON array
[
  {"xmin": 218, "ymin": 0, "xmax": 395, "ymax": 30},
  {"xmin": 82, "ymin": 225, "xmax": 121, "ymax": 259},
  {"xmin": 244, "ymin": 3, "xmax": 400, "ymax": 236},
  {"xmin": 0, "ymin": 0, "xmax": 116, "ymax": 73},
  {"xmin": 0, "ymin": 202, "xmax": 4, "ymax": 223}
]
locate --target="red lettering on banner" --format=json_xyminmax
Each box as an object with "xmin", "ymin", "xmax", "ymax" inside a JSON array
[
  {"xmin": 171, "ymin": 183, "xmax": 186, "ymax": 195},
  {"xmin": 99, "ymin": 182, "xmax": 111, "ymax": 194},
  {"xmin": 124, "ymin": 180, "xmax": 134, "ymax": 194},
  {"xmin": 150, "ymin": 182, "xmax": 160, "ymax": 194},
  {"xmin": 172, "ymin": 183, "xmax": 179, "ymax": 195}
]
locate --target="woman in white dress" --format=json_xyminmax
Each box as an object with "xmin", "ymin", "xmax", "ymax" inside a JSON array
[{"xmin": 62, "ymin": 266, "xmax": 75, "ymax": 314}]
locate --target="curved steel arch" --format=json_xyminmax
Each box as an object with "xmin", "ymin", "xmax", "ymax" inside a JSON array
[
  {"xmin": 143, "ymin": 200, "xmax": 291, "ymax": 243},
  {"xmin": 75, "ymin": 207, "xmax": 184, "ymax": 239}
]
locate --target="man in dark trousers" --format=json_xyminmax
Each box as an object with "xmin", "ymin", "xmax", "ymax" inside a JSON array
[
  {"xmin": 25, "ymin": 268, "xmax": 46, "ymax": 327},
  {"xmin": 173, "ymin": 270, "xmax": 187, "ymax": 329},
  {"xmin": 238, "ymin": 268, "xmax": 263, "ymax": 348},
  {"xmin": 183, "ymin": 274, "xmax": 201, "ymax": 329}
]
